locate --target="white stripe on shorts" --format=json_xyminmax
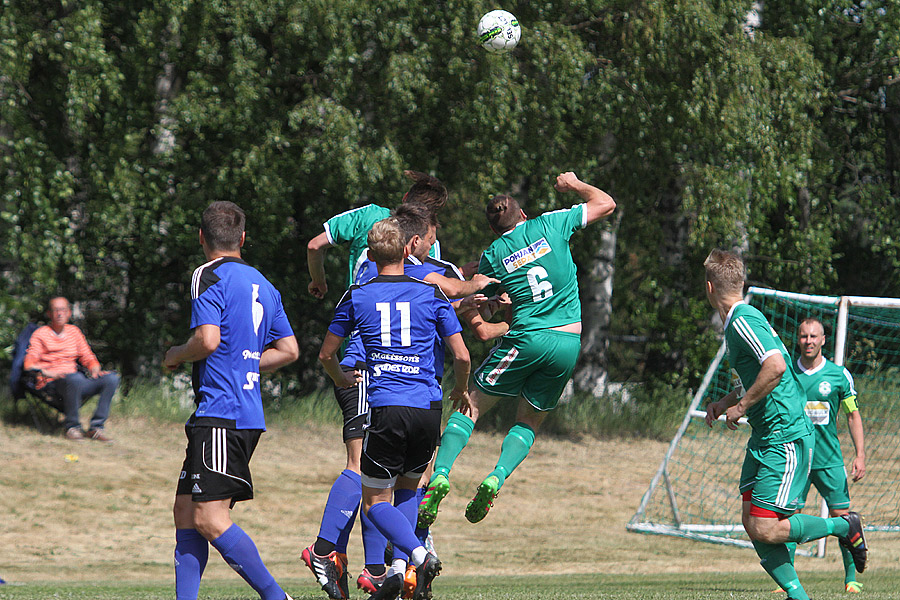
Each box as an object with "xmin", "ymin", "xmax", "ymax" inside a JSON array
[{"xmin": 775, "ymin": 441, "xmax": 796, "ymax": 508}]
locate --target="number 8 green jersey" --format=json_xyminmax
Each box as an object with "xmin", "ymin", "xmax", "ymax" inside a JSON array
[{"xmin": 478, "ymin": 204, "xmax": 586, "ymax": 333}]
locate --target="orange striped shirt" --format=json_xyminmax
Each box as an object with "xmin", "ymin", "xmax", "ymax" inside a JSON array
[{"xmin": 23, "ymin": 324, "xmax": 101, "ymax": 388}]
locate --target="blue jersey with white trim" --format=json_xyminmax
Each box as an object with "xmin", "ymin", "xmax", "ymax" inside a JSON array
[
  {"xmin": 340, "ymin": 255, "xmax": 464, "ymax": 379},
  {"xmin": 189, "ymin": 257, "xmax": 294, "ymax": 429},
  {"xmin": 723, "ymin": 301, "xmax": 812, "ymax": 447},
  {"xmin": 329, "ymin": 273, "xmax": 462, "ymax": 408}
]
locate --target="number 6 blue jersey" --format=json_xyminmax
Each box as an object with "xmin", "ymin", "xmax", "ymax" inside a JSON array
[
  {"xmin": 189, "ymin": 257, "xmax": 294, "ymax": 429},
  {"xmin": 328, "ymin": 274, "xmax": 462, "ymax": 409}
]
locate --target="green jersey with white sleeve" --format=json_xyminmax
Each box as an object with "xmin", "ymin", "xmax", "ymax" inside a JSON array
[
  {"xmin": 477, "ymin": 204, "xmax": 586, "ymax": 333},
  {"xmin": 796, "ymin": 357, "xmax": 858, "ymax": 469},
  {"xmin": 724, "ymin": 302, "xmax": 813, "ymax": 448},
  {"xmin": 324, "ymin": 203, "xmax": 441, "ymax": 288}
]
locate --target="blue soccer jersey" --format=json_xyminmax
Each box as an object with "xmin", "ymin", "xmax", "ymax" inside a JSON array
[
  {"xmin": 189, "ymin": 257, "xmax": 294, "ymax": 429},
  {"xmin": 339, "ymin": 255, "xmax": 464, "ymax": 379},
  {"xmin": 328, "ymin": 273, "xmax": 462, "ymax": 409}
]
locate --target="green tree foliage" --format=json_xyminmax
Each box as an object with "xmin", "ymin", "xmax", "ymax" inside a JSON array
[{"xmin": 2, "ymin": 1, "xmax": 898, "ymax": 409}]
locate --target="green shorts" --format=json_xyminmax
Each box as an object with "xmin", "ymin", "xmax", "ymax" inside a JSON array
[
  {"xmin": 739, "ymin": 433, "xmax": 813, "ymax": 515},
  {"xmin": 472, "ymin": 329, "xmax": 581, "ymax": 411},
  {"xmin": 801, "ymin": 464, "xmax": 851, "ymax": 510}
]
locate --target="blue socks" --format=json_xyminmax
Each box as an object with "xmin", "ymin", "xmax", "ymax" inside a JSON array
[
  {"xmin": 211, "ymin": 524, "xmax": 285, "ymax": 600},
  {"xmin": 175, "ymin": 529, "xmax": 208, "ymax": 600},
  {"xmin": 317, "ymin": 469, "xmax": 362, "ymax": 550},
  {"xmin": 366, "ymin": 500, "xmax": 422, "ymax": 558},
  {"xmin": 414, "ymin": 486, "xmax": 429, "ymax": 545},
  {"xmin": 361, "ymin": 503, "xmax": 389, "ymax": 568}
]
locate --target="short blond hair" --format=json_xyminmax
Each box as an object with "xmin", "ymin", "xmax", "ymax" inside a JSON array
[
  {"xmin": 704, "ymin": 249, "xmax": 745, "ymax": 296},
  {"xmin": 367, "ymin": 218, "xmax": 405, "ymax": 265}
]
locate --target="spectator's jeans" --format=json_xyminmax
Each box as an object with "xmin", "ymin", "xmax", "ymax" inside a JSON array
[{"xmin": 48, "ymin": 372, "xmax": 120, "ymax": 431}]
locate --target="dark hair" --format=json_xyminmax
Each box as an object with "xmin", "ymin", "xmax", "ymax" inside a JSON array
[
  {"xmin": 201, "ymin": 201, "xmax": 245, "ymax": 251},
  {"xmin": 402, "ymin": 170, "xmax": 447, "ymax": 224},
  {"xmin": 391, "ymin": 202, "xmax": 431, "ymax": 244},
  {"xmin": 485, "ymin": 194, "xmax": 523, "ymax": 234}
]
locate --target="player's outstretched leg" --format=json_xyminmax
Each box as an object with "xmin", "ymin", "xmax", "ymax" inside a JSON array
[{"xmin": 212, "ymin": 524, "xmax": 287, "ymax": 600}]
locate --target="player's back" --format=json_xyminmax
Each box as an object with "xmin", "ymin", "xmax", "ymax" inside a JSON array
[
  {"xmin": 190, "ymin": 257, "xmax": 291, "ymax": 429},
  {"xmin": 335, "ymin": 274, "xmax": 460, "ymax": 409},
  {"xmin": 479, "ymin": 205, "xmax": 585, "ymax": 332}
]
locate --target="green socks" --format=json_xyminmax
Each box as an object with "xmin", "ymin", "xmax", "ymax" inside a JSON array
[
  {"xmin": 841, "ymin": 540, "xmax": 857, "ymax": 584},
  {"xmin": 432, "ymin": 412, "xmax": 475, "ymax": 479},
  {"xmin": 488, "ymin": 422, "xmax": 536, "ymax": 488},
  {"xmin": 787, "ymin": 514, "xmax": 849, "ymax": 543},
  {"xmin": 753, "ymin": 540, "xmax": 809, "ymax": 600}
]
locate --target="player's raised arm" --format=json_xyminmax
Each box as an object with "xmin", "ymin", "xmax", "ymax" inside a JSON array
[
  {"xmin": 307, "ymin": 231, "xmax": 334, "ymax": 299},
  {"xmin": 424, "ymin": 271, "xmax": 499, "ymax": 299},
  {"xmin": 724, "ymin": 353, "xmax": 786, "ymax": 427},
  {"xmin": 554, "ymin": 171, "xmax": 615, "ymax": 225}
]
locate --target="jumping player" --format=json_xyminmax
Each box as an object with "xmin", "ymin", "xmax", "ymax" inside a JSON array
[
  {"xmin": 418, "ymin": 171, "xmax": 617, "ymax": 527},
  {"xmin": 165, "ymin": 201, "xmax": 299, "ymax": 600},
  {"xmin": 319, "ymin": 218, "xmax": 471, "ymax": 600},
  {"xmin": 702, "ymin": 249, "xmax": 866, "ymax": 600}
]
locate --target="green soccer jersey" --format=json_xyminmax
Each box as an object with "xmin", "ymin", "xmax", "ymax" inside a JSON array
[
  {"xmin": 724, "ymin": 302, "xmax": 812, "ymax": 448},
  {"xmin": 478, "ymin": 204, "xmax": 586, "ymax": 333},
  {"xmin": 796, "ymin": 357, "xmax": 857, "ymax": 469},
  {"xmin": 324, "ymin": 203, "xmax": 441, "ymax": 288}
]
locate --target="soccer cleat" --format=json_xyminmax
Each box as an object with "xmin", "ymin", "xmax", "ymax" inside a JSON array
[
  {"xmin": 417, "ymin": 474, "xmax": 450, "ymax": 529},
  {"xmin": 422, "ymin": 530, "xmax": 436, "ymax": 556},
  {"xmin": 301, "ymin": 543, "xmax": 345, "ymax": 599},
  {"xmin": 412, "ymin": 552, "xmax": 441, "ymax": 600},
  {"xmin": 357, "ymin": 567, "xmax": 387, "ymax": 593},
  {"xmin": 838, "ymin": 512, "xmax": 868, "ymax": 573},
  {"xmin": 465, "ymin": 475, "xmax": 500, "ymax": 523},
  {"xmin": 845, "ymin": 581, "xmax": 863, "ymax": 593},
  {"xmin": 336, "ymin": 552, "xmax": 349, "ymax": 599},
  {"xmin": 368, "ymin": 573, "xmax": 402, "ymax": 600}
]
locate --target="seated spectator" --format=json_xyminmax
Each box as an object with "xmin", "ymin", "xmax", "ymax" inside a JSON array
[{"xmin": 23, "ymin": 296, "xmax": 119, "ymax": 442}]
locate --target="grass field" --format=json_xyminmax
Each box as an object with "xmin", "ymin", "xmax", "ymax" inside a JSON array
[
  {"xmin": 3, "ymin": 572, "xmax": 900, "ymax": 600},
  {"xmin": 2, "ymin": 407, "xmax": 899, "ymax": 599}
]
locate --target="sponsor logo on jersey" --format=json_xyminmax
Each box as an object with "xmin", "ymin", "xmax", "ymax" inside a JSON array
[
  {"xmin": 369, "ymin": 351, "xmax": 420, "ymax": 363},
  {"xmin": 818, "ymin": 381, "xmax": 832, "ymax": 396},
  {"xmin": 242, "ymin": 350, "xmax": 262, "ymax": 360},
  {"xmin": 372, "ymin": 362, "xmax": 422, "ymax": 376},
  {"xmin": 502, "ymin": 237, "xmax": 552, "ymax": 273},
  {"xmin": 804, "ymin": 400, "xmax": 830, "ymax": 426}
]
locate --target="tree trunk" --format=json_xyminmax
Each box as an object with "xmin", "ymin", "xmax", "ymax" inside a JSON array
[{"xmin": 573, "ymin": 210, "xmax": 622, "ymax": 396}]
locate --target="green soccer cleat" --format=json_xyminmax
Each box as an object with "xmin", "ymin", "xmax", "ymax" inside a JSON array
[
  {"xmin": 845, "ymin": 581, "xmax": 863, "ymax": 593},
  {"xmin": 417, "ymin": 474, "xmax": 450, "ymax": 529},
  {"xmin": 465, "ymin": 475, "xmax": 500, "ymax": 523}
]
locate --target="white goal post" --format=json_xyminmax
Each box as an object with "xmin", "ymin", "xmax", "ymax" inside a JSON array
[{"xmin": 628, "ymin": 287, "xmax": 900, "ymax": 557}]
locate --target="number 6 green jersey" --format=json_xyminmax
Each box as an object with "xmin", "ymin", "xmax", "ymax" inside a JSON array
[{"xmin": 477, "ymin": 204, "xmax": 586, "ymax": 333}]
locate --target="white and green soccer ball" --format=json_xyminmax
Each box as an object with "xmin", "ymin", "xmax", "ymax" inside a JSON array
[{"xmin": 477, "ymin": 9, "xmax": 521, "ymax": 53}]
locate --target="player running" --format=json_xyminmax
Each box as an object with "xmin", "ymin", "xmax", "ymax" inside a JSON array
[
  {"xmin": 418, "ymin": 171, "xmax": 616, "ymax": 527},
  {"xmin": 319, "ymin": 217, "xmax": 471, "ymax": 600},
  {"xmin": 702, "ymin": 249, "xmax": 867, "ymax": 600},
  {"xmin": 165, "ymin": 201, "xmax": 299, "ymax": 600},
  {"xmin": 790, "ymin": 317, "xmax": 867, "ymax": 593}
]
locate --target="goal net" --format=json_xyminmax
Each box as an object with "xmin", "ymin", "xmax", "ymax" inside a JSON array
[{"xmin": 628, "ymin": 287, "xmax": 900, "ymax": 557}]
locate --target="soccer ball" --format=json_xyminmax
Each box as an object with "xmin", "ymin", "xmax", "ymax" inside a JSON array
[{"xmin": 477, "ymin": 10, "xmax": 521, "ymax": 54}]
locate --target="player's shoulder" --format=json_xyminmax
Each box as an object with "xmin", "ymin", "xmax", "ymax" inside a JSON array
[
  {"xmin": 420, "ymin": 256, "xmax": 464, "ymax": 280},
  {"xmin": 192, "ymin": 257, "xmax": 269, "ymax": 299}
]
